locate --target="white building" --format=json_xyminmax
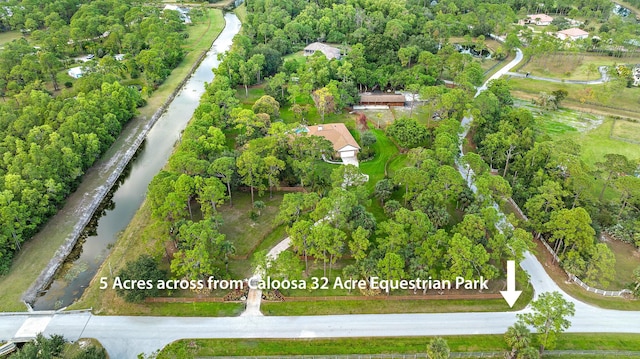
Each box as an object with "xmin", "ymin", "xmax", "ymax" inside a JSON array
[
  {"xmin": 303, "ymin": 42, "xmax": 342, "ymax": 60},
  {"xmin": 557, "ymin": 28, "xmax": 589, "ymax": 41},
  {"xmin": 67, "ymin": 66, "xmax": 85, "ymax": 79},
  {"xmin": 525, "ymin": 14, "xmax": 554, "ymax": 26}
]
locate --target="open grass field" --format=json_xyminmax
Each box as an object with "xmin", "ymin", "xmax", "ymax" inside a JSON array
[
  {"xmin": 360, "ymin": 109, "xmax": 396, "ymax": 128},
  {"xmin": 513, "ymin": 99, "xmax": 604, "ymax": 135},
  {"xmin": 554, "ymin": 118, "xmax": 640, "ymax": 167},
  {"xmin": 611, "ymin": 118, "xmax": 640, "ymax": 142},
  {"xmin": 519, "ymin": 53, "xmax": 640, "ymax": 81},
  {"xmin": 157, "ymin": 333, "xmax": 640, "ymax": 358},
  {"xmin": 507, "ymin": 77, "xmax": 640, "ymax": 115}
]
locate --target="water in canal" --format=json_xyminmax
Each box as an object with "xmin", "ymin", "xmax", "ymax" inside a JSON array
[{"xmin": 33, "ymin": 13, "xmax": 242, "ymax": 310}]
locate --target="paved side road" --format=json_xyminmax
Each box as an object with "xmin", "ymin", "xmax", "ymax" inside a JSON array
[{"xmin": 25, "ymin": 305, "xmax": 640, "ymax": 357}]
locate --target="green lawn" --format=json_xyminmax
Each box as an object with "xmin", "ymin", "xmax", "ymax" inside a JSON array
[
  {"xmin": 359, "ymin": 128, "xmax": 399, "ymax": 192},
  {"xmin": 157, "ymin": 333, "xmax": 640, "ymax": 358},
  {"xmin": 0, "ymin": 30, "xmax": 22, "ymax": 48},
  {"xmin": 554, "ymin": 118, "xmax": 640, "ymax": 167},
  {"xmin": 283, "ymin": 50, "xmax": 306, "ymax": 64}
]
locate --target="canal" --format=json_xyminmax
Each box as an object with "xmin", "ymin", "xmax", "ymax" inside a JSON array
[{"xmin": 33, "ymin": 13, "xmax": 242, "ymax": 310}]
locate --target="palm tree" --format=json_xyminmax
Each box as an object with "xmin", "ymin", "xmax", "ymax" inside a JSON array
[
  {"xmin": 504, "ymin": 321, "xmax": 532, "ymax": 359},
  {"xmin": 426, "ymin": 337, "xmax": 450, "ymax": 359},
  {"xmin": 220, "ymin": 240, "xmax": 236, "ymax": 273}
]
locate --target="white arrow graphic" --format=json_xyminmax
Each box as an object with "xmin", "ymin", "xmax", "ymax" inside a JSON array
[{"xmin": 500, "ymin": 260, "xmax": 522, "ymax": 308}]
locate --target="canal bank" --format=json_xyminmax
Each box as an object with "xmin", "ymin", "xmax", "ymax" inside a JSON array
[{"xmin": 12, "ymin": 12, "xmax": 240, "ymax": 311}]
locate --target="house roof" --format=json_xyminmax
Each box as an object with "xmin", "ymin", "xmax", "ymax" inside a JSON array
[
  {"xmin": 558, "ymin": 28, "xmax": 589, "ymax": 37},
  {"xmin": 304, "ymin": 42, "xmax": 341, "ymax": 59},
  {"xmin": 68, "ymin": 67, "xmax": 84, "ymax": 77},
  {"xmin": 527, "ymin": 14, "xmax": 553, "ymax": 22},
  {"xmin": 306, "ymin": 123, "xmax": 360, "ymax": 152},
  {"xmin": 360, "ymin": 93, "xmax": 406, "ymax": 103}
]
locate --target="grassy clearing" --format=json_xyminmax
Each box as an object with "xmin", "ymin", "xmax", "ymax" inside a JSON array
[
  {"xmin": 360, "ymin": 128, "xmax": 399, "ymax": 192},
  {"xmin": 283, "ymin": 50, "xmax": 307, "ymax": 64},
  {"xmin": 605, "ymin": 238, "xmax": 640, "ymax": 291},
  {"xmin": 218, "ymin": 192, "xmax": 283, "ymax": 259},
  {"xmin": 0, "ymin": 30, "xmax": 22, "ymax": 48},
  {"xmin": 513, "ymin": 99, "xmax": 603, "ymax": 135},
  {"xmin": 555, "ymin": 118, "xmax": 640, "ymax": 167},
  {"xmin": 519, "ymin": 53, "xmax": 640, "ymax": 81},
  {"xmin": 506, "ymin": 77, "xmax": 640, "ymax": 115},
  {"xmin": 362, "ymin": 109, "xmax": 396, "ymax": 128},
  {"xmin": 157, "ymin": 333, "xmax": 640, "ymax": 358},
  {"xmin": 611, "ymin": 118, "xmax": 640, "ymax": 142}
]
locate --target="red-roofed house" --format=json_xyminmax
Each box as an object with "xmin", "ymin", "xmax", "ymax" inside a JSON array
[
  {"xmin": 305, "ymin": 123, "xmax": 360, "ymax": 162},
  {"xmin": 557, "ymin": 28, "xmax": 589, "ymax": 41}
]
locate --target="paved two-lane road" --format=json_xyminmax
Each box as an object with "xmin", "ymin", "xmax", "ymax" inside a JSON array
[{"xmin": 1, "ymin": 241, "xmax": 639, "ymax": 358}]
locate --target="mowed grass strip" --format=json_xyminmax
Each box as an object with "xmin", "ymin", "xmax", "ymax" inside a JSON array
[
  {"xmin": 157, "ymin": 334, "xmax": 640, "ymax": 358},
  {"xmin": 158, "ymin": 335, "xmax": 507, "ymax": 358},
  {"xmin": 605, "ymin": 239, "xmax": 640, "ymax": 291},
  {"xmin": 261, "ymin": 269, "xmax": 532, "ymax": 316}
]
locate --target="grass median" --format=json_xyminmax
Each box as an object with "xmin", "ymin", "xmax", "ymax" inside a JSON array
[
  {"xmin": 157, "ymin": 333, "xmax": 640, "ymax": 358},
  {"xmin": 261, "ymin": 268, "xmax": 533, "ymax": 316}
]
